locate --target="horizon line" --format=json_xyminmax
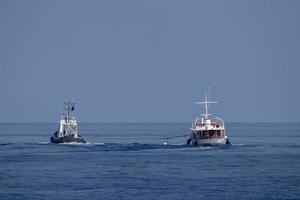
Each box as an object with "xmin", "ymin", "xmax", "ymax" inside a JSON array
[{"xmin": 0, "ymin": 121, "xmax": 299, "ymax": 124}]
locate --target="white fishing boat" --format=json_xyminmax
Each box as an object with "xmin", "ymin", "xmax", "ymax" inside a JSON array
[{"xmin": 187, "ymin": 89, "xmax": 230, "ymax": 146}]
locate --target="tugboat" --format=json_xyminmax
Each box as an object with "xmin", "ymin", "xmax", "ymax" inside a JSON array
[
  {"xmin": 187, "ymin": 90, "xmax": 230, "ymax": 146},
  {"xmin": 50, "ymin": 100, "xmax": 86, "ymax": 144}
]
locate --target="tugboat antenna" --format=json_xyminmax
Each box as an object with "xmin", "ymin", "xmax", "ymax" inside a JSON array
[{"xmin": 62, "ymin": 99, "xmax": 76, "ymax": 122}]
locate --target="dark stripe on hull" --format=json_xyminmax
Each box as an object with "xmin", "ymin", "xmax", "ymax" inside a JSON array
[
  {"xmin": 187, "ymin": 138, "xmax": 230, "ymax": 146},
  {"xmin": 50, "ymin": 135, "xmax": 86, "ymax": 144}
]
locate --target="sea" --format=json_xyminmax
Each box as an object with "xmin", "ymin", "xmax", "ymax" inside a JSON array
[{"xmin": 0, "ymin": 123, "xmax": 299, "ymax": 200}]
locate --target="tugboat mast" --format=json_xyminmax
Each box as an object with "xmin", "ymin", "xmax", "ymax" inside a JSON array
[{"xmin": 63, "ymin": 100, "xmax": 75, "ymax": 122}]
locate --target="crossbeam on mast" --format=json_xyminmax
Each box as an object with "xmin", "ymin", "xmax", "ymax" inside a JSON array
[{"xmin": 195, "ymin": 93, "xmax": 218, "ymax": 119}]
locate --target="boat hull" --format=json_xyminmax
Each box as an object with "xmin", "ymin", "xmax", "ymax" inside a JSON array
[
  {"xmin": 187, "ymin": 138, "xmax": 230, "ymax": 146},
  {"xmin": 50, "ymin": 135, "xmax": 86, "ymax": 144}
]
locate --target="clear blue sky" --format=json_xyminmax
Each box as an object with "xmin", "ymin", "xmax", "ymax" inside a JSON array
[{"xmin": 0, "ymin": 0, "xmax": 299, "ymax": 122}]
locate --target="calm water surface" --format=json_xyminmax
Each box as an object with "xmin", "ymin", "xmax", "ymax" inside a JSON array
[{"xmin": 0, "ymin": 123, "xmax": 299, "ymax": 199}]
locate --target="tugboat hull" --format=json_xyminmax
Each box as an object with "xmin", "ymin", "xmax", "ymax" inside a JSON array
[
  {"xmin": 51, "ymin": 100, "xmax": 87, "ymax": 144},
  {"xmin": 50, "ymin": 135, "xmax": 86, "ymax": 144}
]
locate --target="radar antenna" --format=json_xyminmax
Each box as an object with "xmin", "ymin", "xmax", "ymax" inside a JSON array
[{"xmin": 63, "ymin": 99, "xmax": 75, "ymax": 121}]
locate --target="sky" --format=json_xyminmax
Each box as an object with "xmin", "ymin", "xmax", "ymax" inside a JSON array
[{"xmin": 0, "ymin": 0, "xmax": 299, "ymax": 123}]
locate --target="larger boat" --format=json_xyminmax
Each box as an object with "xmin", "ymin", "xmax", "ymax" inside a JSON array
[
  {"xmin": 50, "ymin": 100, "xmax": 86, "ymax": 144},
  {"xmin": 187, "ymin": 90, "xmax": 230, "ymax": 146}
]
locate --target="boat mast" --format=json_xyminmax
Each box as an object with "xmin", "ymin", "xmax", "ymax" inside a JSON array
[
  {"xmin": 63, "ymin": 100, "xmax": 75, "ymax": 122},
  {"xmin": 195, "ymin": 88, "xmax": 217, "ymax": 119}
]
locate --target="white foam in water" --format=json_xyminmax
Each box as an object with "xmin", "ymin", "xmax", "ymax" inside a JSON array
[
  {"xmin": 59, "ymin": 142, "xmax": 91, "ymax": 145},
  {"xmin": 232, "ymin": 144, "xmax": 244, "ymax": 146},
  {"xmin": 39, "ymin": 142, "xmax": 50, "ymax": 144},
  {"xmin": 58, "ymin": 142, "xmax": 107, "ymax": 146},
  {"xmin": 93, "ymin": 142, "xmax": 105, "ymax": 145},
  {"xmin": 186, "ymin": 146, "xmax": 217, "ymax": 151}
]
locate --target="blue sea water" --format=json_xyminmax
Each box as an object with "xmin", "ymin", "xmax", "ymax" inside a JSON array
[{"xmin": 0, "ymin": 123, "xmax": 300, "ymax": 200}]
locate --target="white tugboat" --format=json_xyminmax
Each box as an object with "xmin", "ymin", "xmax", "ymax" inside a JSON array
[
  {"xmin": 187, "ymin": 90, "xmax": 230, "ymax": 146},
  {"xmin": 50, "ymin": 100, "xmax": 86, "ymax": 144}
]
